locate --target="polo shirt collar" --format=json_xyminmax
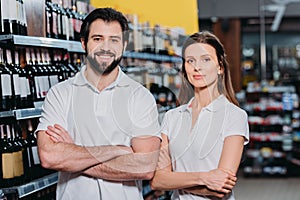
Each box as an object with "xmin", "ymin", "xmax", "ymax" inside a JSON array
[
  {"xmin": 180, "ymin": 94, "xmax": 226, "ymax": 113},
  {"xmin": 72, "ymin": 65, "xmax": 130, "ymax": 91}
]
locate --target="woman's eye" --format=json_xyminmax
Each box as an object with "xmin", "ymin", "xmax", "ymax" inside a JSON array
[
  {"xmin": 202, "ymin": 57, "xmax": 211, "ymax": 62},
  {"xmin": 186, "ymin": 59, "xmax": 195, "ymax": 64}
]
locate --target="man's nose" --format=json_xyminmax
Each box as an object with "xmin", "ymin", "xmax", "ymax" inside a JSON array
[{"xmin": 99, "ymin": 40, "xmax": 111, "ymax": 50}]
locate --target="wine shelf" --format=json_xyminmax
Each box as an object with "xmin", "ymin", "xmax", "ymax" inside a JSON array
[
  {"xmin": 1, "ymin": 173, "xmax": 58, "ymax": 198},
  {"xmin": 0, "ymin": 35, "xmax": 182, "ymax": 63},
  {"xmin": 0, "ymin": 108, "xmax": 42, "ymax": 120},
  {"xmin": 0, "ymin": 34, "xmax": 85, "ymax": 53},
  {"xmin": 123, "ymin": 51, "xmax": 182, "ymax": 63}
]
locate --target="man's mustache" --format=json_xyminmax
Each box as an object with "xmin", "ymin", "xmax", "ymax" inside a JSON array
[{"xmin": 94, "ymin": 50, "xmax": 115, "ymax": 57}]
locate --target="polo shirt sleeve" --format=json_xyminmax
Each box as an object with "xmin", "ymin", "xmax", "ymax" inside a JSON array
[
  {"xmin": 160, "ymin": 110, "xmax": 170, "ymax": 137},
  {"xmin": 35, "ymin": 85, "xmax": 67, "ymax": 134},
  {"xmin": 129, "ymin": 86, "xmax": 161, "ymax": 139},
  {"xmin": 223, "ymin": 105, "xmax": 249, "ymax": 145}
]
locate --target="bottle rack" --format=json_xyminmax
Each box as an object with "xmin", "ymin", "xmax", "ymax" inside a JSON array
[
  {"xmin": 242, "ymin": 83, "xmax": 300, "ymax": 177},
  {"xmin": 0, "ymin": 34, "xmax": 84, "ymax": 53},
  {"xmin": 0, "ymin": 108, "xmax": 42, "ymax": 121},
  {"xmin": 1, "ymin": 173, "xmax": 58, "ymax": 199}
]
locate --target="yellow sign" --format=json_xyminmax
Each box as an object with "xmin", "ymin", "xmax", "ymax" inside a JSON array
[{"xmin": 90, "ymin": 0, "xmax": 199, "ymax": 35}]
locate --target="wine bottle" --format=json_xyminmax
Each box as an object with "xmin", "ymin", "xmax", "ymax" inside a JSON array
[
  {"xmin": 17, "ymin": 50, "xmax": 33, "ymax": 108},
  {"xmin": 0, "ymin": 48, "xmax": 13, "ymax": 111},
  {"xmin": 19, "ymin": 0, "xmax": 28, "ymax": 35},
  {"xmin": 25, "ymin": 119, "xmax": 42, "ymax": 180},
  {"xmin": 59, "ymin": 5, "xmax": 68, "ymax": 40},
  {"xmin": 16, "ymin": 121, "xmax": 31, "ymax": 182},
  {"xmin": 66, "ymin": 8, "xmax": 75, "ymax": 40},
  {"xmin": 53, "ymin": 3, "xmax": 63, "ymax": 39},
  {"xmin": 45, "ymin": 50, "xmax": 59, "ymax": 87},
  {"xmin": 36, "ymin": 49, "xmax": 50, "ymax": 99},
  {"xmin": 1, "ymin": 0, "xmax": 11, "ymax": 34},
  {"xmin": 11, "ymin": 124, "xmax": 24, "ymax": 184},
  {"xmin": 50, "ymin": 2, "xmax": 59, "ymax": 39},
  {"xmin": 1, "ymin": 124, "xmax": 15, "ymax": 187},
  {"xmin": 0, "ymin": 124, "xmax": 6, "ymax": 187},
  {"xmin": 45, "ymin": 0, "xmax": 53, "ymax": 38},
  {"xmin": 72, "ymin": 8, "xmax": 82, "ymax": 41},
  {"xmin": 6, "ymin": 49, "xmax": 21, "ymax": 109}
]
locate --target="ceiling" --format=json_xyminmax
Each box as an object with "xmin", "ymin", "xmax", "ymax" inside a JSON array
[{"xmin": 198, "ymin": 0, "xmax": 300, "ymax": 19}]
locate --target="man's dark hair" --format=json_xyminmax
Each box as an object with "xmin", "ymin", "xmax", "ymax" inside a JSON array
[{"xmin": 80, "ymin": 7, "xmax": 129, "ymax": 48}]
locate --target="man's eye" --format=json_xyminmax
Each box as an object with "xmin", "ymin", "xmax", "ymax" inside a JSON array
[
  {"xmin": 111, "ymin": 39, "xmax": 120, "ymax": 43},
  {"xmin": 93, "ymin": 37, "xmax": 101, "ymax": 41}
]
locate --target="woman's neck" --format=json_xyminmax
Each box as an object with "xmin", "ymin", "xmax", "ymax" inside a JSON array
[{"xmin": 193, "ymin": 87, "xmax": 220, "ymax": 109}]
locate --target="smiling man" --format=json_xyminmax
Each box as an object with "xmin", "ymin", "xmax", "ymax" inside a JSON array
[{"xmin": 36, "ymin": 8, "xmax": 161, "ymax": 200}]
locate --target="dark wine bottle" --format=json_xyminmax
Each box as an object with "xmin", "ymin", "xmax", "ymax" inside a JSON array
[
  {"xmin": 6, "ymin": 49, "xmax": 21, "ymax": 109},
  {"xmin": 45, "ymin": 0, "xmax": 53, "ymax": 38},
  {"xmin": 0, "ymin": 48, "xmax": 13, "ymax": 111},
  {"xmin": 50, "ymin": 2, "xmax": 59, "ymax": 39},
  {"xmin": 25, "ymin": 119, "xmax": 42, "ymax": 180},
  {"xmin": 66, "ymin": 8, "xmax": 75, "ymax": 40},
  {"xmin": 11, "ymin": 124, "xmax": 25, "ymax": 184},
  {"xmin": 1, "ymin": 124, "xmax": 15, "ymax": 187}
]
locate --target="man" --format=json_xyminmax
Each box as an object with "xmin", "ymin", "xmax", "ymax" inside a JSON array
[{"xmin": 36, "ymin": 8, "xmax": 161, "ymax": 200}]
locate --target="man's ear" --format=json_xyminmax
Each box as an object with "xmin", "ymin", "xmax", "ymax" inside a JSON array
[{"xmin": 80, "ymin": 38, "xmax": 86, "ymax": 50}]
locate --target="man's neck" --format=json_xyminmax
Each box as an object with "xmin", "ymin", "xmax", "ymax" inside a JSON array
[{"xmin": 85, "ymin": 66, "xmax": 119, "ymax": 92}]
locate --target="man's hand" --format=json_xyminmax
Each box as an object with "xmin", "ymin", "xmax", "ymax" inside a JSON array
[{"xmin": 46, "ymin": 124, "xmax": 74, "ymax": 143}]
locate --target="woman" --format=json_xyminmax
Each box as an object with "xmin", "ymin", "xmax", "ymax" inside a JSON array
[{"xmin": 151, "ymin": 31, "xmax": 249, "ymax": 199}]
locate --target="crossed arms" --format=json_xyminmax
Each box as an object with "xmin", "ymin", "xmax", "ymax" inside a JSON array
[
  {"xmin": 37, "ymin": 124, "xmax": 161, "ymax": 181},
  {"xmin": 150, "ymin": 133, "xmax": 245, "ymax": 198}
]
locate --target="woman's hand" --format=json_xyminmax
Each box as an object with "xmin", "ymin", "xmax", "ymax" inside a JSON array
[
  {"xmin": 182, "ymin": 186, "xmax": 226, "ymax": 198},
  {"xmin": 46, "ymin": 124, "xmax": 74, "ymax": 144},
  {"xmin": 201, "ymin": 168, "xmax": 237, "ymax": 193}
]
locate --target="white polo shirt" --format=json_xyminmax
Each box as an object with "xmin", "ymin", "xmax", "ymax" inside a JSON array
[
  {"xmin": 161, "ymin": 95, "xmax": 249, "ymax": 200},
  {"xmin": 36, "ymin": 65, "xmax": 161, "ymax": 200}
]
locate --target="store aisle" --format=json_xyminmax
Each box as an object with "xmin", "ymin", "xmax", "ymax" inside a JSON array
[{"xmin": 234, "ymin": 176, "xmax": 300, "ymax": 200}]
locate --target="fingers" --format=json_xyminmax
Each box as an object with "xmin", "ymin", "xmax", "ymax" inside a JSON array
[
  {"xmin": 46, "ymin": 125, "xmax": 73, "ymax": 143},
  {"xmin": 46, "ymin": 131, "xmax": 60, "ymax": 143},
  {"xmin": 46, "ymin": 125, "xmax": 64, "ymax": 142},
  {"xmin": 53, "ymin": 124, "xmax": 67, "ymax": 133}
]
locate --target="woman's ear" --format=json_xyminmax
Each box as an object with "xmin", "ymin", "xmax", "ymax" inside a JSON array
[{"xmin": 218, "ymin": 65, "xmax": 224, "ymax": 75}]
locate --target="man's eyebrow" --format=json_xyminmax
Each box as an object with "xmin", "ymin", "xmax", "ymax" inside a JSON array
[{"xmin": 90, "ymin": 34, "xmax": 121, "ymax": 39}]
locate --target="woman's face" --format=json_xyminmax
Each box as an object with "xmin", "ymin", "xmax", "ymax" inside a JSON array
[{"xmin": 184, "ymin": 43, "xmax": 220, "ymax": 89}]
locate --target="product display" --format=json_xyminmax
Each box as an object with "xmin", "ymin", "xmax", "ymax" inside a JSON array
[{"xmin": 241, "ymin": 82, "xmax": 300, "ymax": 177}]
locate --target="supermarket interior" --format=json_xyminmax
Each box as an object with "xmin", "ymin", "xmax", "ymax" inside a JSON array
[{"xmin": 1, "ymin": 0, "xmax": 300, "ymax": 199}]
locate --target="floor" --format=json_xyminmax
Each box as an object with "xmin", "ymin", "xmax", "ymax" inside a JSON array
[{"xmin": 234, "ymin": 176, "xmax": 300, "ymax": 200}]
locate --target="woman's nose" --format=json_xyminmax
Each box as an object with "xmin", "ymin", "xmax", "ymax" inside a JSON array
[{"xmin": 193, "ymin": 64, "xmax": 201, "ymax": 71}]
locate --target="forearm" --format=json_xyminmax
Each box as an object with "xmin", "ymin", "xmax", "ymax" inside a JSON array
[
  {"xmin": 218, "ymin": 135, "xmax": 245, "ymax": 175},
  {"xmin": 38, "ymin": 131, "xmax": 131, "ymax": 172},
  {"xmin": 151, "ymin": 170, "xmax": 206, "ymax": 191},
  {"xmin": 182, "ymin": 186, "xmax": 225, "ymax": 198},
  {"xmin": 83, "ymin": 150, "xmax": 160, "ymax": 181}
]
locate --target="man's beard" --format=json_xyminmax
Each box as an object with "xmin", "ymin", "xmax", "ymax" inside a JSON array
[{"xmin": 86, "ymin": 50, "xmax": 123, "ymax": 76}]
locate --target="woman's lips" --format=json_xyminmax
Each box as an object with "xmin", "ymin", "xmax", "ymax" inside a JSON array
[{"xmin": 193, "ymin": 75, "xmax": 204, "ymax": 80}]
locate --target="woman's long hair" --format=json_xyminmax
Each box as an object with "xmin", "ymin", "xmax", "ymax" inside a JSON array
[{"xmin": 178, "ymin": 31, "xmax": 239, "ymax": 106}]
